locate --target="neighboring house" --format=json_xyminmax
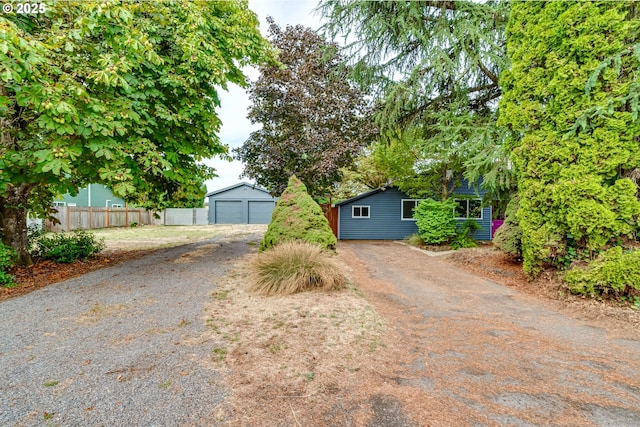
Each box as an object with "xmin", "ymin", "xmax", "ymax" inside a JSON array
[
  {"xmin": 206, "ymin": 182, "xmax": 277, "ymax": 224},
  {"xmin": 55, "ymin": 184, "xmax": 126, "ymax": 207},
  {"xmin": 335, "ymin": 180, "xmax": 492, "ymax": 241}
]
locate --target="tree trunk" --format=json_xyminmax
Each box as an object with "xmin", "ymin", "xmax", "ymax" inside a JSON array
[{"xmin": 0, "ymin": 183, "xmax": 33, "ymax": 266}]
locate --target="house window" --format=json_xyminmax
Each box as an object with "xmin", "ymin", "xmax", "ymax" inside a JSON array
[
  {"xmin": 401, "ymin": 199, "xmax": 422, "ymax": 220},
  {"xmin": 352, "ymin": 205, "xmax": 370, "ymax": 218},
  {"xmin": 52, "ymin": 201, "xmax": 66, "ymax": 207},
  {"xmin": 111, "ymin": 204, "xmax": 123, "ymax": 208},
  {"xmin": 454, "ymin": 199, "xmax": 482, "ymax": 219}
]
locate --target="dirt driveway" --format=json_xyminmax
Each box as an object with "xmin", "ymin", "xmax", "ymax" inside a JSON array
[
  {"xmin": 340, "ymin": 241, "xmax": 640, "ymax": 426},
  {"xmin": 2, "ymin": 234, "xmax": 639, "ymax": 426}
]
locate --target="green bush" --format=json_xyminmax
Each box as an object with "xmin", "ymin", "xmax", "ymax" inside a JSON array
[
  {"xmin": 451, "ymin": 220, "xmax": 480, "ymax": 250},
  {"xmin": 0, "ymin": 243, "xmax": 17, "ymax": 287},
  {"xmin": 493, "ymin": 195, "xmax": 522, "ymax": 259},
  {"xmin": 260, "ymin": 175, "xmax": 337, "ymax": 252},
  {"xmin": 413, "ymin": 198, "xmax": 457, "ymax": 245},
  {"xmin": 564, "ymin": 246, "xmax": 640, "ymax": 297},
  {"xmin": 32, "ymin": 230, "xmax": 105, "ymax": 263},
  {"xmin": 250, "ymin": 241, "xmax": 345, "ymax": 295}
]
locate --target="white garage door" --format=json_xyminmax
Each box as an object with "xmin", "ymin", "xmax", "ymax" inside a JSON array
[
  {"xmin": 248, "ymin": 201, "xmax": 275, "ymax": 224},
  {"xmin": 215, "ymin": 201, "xmax": 243, "ymax": 224}
]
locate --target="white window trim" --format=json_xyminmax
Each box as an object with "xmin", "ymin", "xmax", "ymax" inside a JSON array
[
  {"xmin": 52, "ymin": 201, "xmax": 66, "ymax": 207},
  {"xmin": 401, "ymin": 199, "xmax": 423, "ymax": 221},
  {"xmin": 352, "ymin": 205, "xmax": 370, "ymax": 219},
  {"xmin": 453, "ymin": 198, "xmax": 483, "ymax": 220},
  {"xmin": 111, "ymin": 204, "xmax": 124, "ymax": 208}
]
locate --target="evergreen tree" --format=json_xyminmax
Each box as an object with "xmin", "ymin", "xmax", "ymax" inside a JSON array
[
  {"xmin": 499, "ymin": 1, "xmax": 640, "ymax": 277},
  {"xmin": 260, "ymin": 176, "xmax": 336, "ymax": 252},
  {"xmin": 318, "ymin": 0, "xmax": 513, "ymax": 199}
]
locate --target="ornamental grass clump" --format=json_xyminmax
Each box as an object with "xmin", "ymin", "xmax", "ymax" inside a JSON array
[{"xmin": 249, "ymin": 241, "xmax": 346, "ymax": 296}]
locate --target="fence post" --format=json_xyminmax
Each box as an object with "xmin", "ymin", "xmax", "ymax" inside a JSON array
[
  {"xmin": 66, "ymin": 206, "xmax": 70, "ymax": 231},
  {"xmin": 105, "ymin": 207, "xmax": 109, "ymax": 228}
]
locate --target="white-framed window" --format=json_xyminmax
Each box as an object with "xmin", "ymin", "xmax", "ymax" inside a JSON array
[
  {"xmin": 67, "ymin": 203, "xmax": 77, "ymax": 207},
  {"xmin": 401, "ymin": 199, "xmax": 423, "ymax": 220},
  {"xmin": 454, "ymin": 198, "xmax": 483, "ymax": 219},
  {"xmin": 111, "ymin": 204, "xmax": 123, "ymax": 208},
  {"xmin": 52, "ymin": 201, "xmax": 66, "ymax": 207},
  {"xmin": 352, "ymin": 205, "xmax": 370, "ymax": 218}
]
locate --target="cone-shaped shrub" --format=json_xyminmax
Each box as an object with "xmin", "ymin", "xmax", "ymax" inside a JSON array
[
  {"xmin": 250, "ymin": 241, "xmax": 345, "ymax": 295},
  {"xmin": 260, "ymin": 175, "xmax": 337, "ymax": 252}
]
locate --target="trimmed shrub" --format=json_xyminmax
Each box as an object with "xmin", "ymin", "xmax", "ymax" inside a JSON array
[
  {"xmin": 413, "ymin": 198, "xmax": 457, "ymax": 245},
  {"xmin": 564, "ymin": 247, "xmax": 640, "ymax": 297},
  {"xmin": 250, "ymin": 241, "xmax": 346, "ymax": 295},
  {"xmin": 260, "ymin": 175, "xmax": 337, "ymax": 252},
  {"xmin": 451, "ymin": 220, "xmax": 480, "ymax": 250},
  {"xmin": 0, "ymin": 243, "xmax": 16, "ymax": 287},
  {"xmin": 493, "ymin": 195, "xmax": 522, "ymax": 259},
  {"xmin": 32, "ymin": 230, "xmax": 105, "ymax": 263}
]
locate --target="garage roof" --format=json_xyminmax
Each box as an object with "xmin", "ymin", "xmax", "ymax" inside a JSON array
[{"xmin": 205, "ymin": 182, "xmax": 272, "ymax": 198}]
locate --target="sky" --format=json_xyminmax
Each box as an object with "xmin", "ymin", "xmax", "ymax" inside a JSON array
[{"xmin": 202, "ymin": 0, "xmax": 327, "ymax": 194}]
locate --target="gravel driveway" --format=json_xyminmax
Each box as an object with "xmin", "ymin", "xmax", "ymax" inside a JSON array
[
  {"xmin": 0, "ymin": 232, "xmax": 261, "ymax": 427},
  {"xmin": 341, "ymin": 241, "xmax": 640, "ymax": 427}
]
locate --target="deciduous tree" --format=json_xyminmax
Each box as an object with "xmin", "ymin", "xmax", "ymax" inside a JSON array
[
  {"xmin": 234, "ymin": 18, "xmax": 375, "ymax": 199},
  {"xmin": 0, "ymin": 0, "xmax": 273, "ymax": 265}
]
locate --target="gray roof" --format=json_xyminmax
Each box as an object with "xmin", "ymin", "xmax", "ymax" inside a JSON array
[
  {"xmin": 334, "ymin": 186, "xmax": 392, "ymax": 206},
  {"xmin": 205, "ymin": 182, "xmax": 272, "ymax": 198}
]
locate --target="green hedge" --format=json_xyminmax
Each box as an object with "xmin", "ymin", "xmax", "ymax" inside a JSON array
[
  {"xmin": 564, "ymin": 246, "xmax": 640, "ymax": 297},
  {"xmin": 0, "ymin": 243, "xmax": 16, "ymax": 287}
]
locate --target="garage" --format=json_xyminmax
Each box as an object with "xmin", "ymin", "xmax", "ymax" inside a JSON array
[
  {"xmin": 206, "ymin": 182, "xmax": 277, "ymax": 224},
  {"xmin": 248, "ymin": 201, "xmax": 275, "ymax": 224},
  {"xmin": 214, "ymin": 201, "xmax": 244, "ymax": 224}
]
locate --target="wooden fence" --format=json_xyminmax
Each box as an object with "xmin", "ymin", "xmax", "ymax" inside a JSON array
[
  {"xmin": 45, "ymin": 206, "xmax": 161, "ymax": 232},
  {"xmin": 320, "ymin": 204, "xmax": 339, "ymax": 238}
]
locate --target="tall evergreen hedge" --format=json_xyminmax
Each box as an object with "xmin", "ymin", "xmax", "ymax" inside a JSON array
[{"xmin": 499, "ymin": 1, "xmax": 640, "ymax": 277}]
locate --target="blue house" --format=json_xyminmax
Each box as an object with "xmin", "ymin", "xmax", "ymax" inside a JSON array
[{"xmin": 335, "ymin": 181, "xmax": 492, "ymax": 241}]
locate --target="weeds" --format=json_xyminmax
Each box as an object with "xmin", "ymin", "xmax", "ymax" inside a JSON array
[{"xmin": 212, "ymin": 347, "xmax": 227, "ymax": 362}]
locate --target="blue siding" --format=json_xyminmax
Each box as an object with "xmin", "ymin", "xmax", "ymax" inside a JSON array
[
  {"xmin": 339, "ymin": 188, "xmax": 419, "ymax": 240},
  {"xmin": 338, "ymin": 184, "xmax": 492, "ymax": 241}
]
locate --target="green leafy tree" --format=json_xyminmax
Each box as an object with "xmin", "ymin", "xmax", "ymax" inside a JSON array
[
  {"xmin": 0, "ymin": 0, "xmax": 273, "ymax": 265},
  {"xmin": 234, "ymin": 18, "xmax": 376, "ymax": 199},
  {"xmin": 319, "ymin": 0, "xmax": 513, "ymax": 198},
  {"xmin": 499, "ymin": 1, "xmax": 640, "ymax": 277}
]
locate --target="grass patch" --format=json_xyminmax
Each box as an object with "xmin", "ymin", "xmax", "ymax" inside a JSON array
[
  {"xmin": 91, "ymin": 225, "xmax": 267, "ymax": 251},
  {"xmin": 249, "ymin": 241, "xmax": 345, "ymax": 296},
  {"xmin": 405, "ymin": 233, "xmax": 424, "ymax": 247}
]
